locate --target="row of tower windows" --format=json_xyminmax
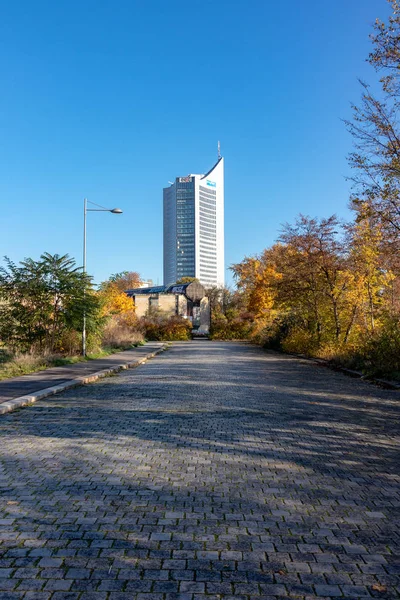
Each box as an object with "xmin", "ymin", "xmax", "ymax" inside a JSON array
[
  {"xmin": 200, "ymin": 205, "xmax": 216, "ymax": 215},
  {"xmin": 199, "ymin": 186, "xmax": 216, "ymax": 195},
  {"xmin": 200, "ymin": 224, "xmax": 216, "ymax": 234},
  {"xmin": 200, "ymin": 211, "xmax": 216, "ymax": 220},
  {"xmin": 199, "ymin": 198, "xmax": 216, "ymax": 207},
  {"xmin": 199, "ymin": 198, "xmax": 216, "ymax": 208},
  {"xmin": 200, "ymin": 255, "xmax": 217, "ymax": 262},
  {"xmin": 200, "ymin": 216, "xmax": 216, "ymax": 225}
]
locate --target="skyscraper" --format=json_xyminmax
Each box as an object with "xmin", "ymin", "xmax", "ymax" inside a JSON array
[{"xmin": 163, "ymin": 155, "xmax": 224, "ymax": 288}]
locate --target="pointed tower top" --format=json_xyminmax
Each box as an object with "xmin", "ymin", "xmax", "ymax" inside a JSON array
[{"xmin": 218, "ymin": 140, "xmax": 221, "ymax": 160}]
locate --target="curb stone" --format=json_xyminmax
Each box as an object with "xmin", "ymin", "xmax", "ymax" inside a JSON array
[{"xmin": 0, "ymin": 345, "xmax": 168, "ymax": 416}]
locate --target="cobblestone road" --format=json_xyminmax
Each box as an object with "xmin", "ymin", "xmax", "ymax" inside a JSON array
[{"xmin": 0, "ymin": 341, "xmax": 399, "ymax": 600}]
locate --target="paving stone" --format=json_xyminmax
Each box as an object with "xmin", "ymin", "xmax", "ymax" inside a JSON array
[
  {"xmin": 98, "ymin": 579, "xmax": 126, "ymax": 591},
  {"xmin": 44, "ymin": 579, "xmax": 72, "ymax": 591},
  {"xmin": 0, "ymin": 569, "xmax": 14, "ymax": 578},
  {"xmin": 0, "ymin": 342, "xmax": 399, "ymax": 599},
  {"xmin": 153, "ymin": 581, "xmax": 179, "ymax": 592},
  {"xmin": 124, "ymin": 581, "xmax": 152, "ymax": 592},
  {"xmin": 315, "ymin": 584, "xmax": 342, "ymax": 596},
  {"xmin": 16, "ymin": 579, "xmax": 45, "ymax": 590},
  {"xmin": 0, "ymin": 579, "xmax": 20, "ymax": 591}
]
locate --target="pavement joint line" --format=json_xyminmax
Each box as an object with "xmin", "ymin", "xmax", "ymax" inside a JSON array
[{"xmin": 0, "ymin": 345, "xmax": 168, "ymax": 416}]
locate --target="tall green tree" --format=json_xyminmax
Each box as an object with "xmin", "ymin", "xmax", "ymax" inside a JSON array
[{"xmin": 0, "ymin": 253, "xmax": 101, "ymax": 353}]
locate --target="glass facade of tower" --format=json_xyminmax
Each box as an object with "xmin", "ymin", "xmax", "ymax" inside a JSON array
[
  {"xmin": 163, "ymin": 185, "xmax": 176, "ymax": 285},
  {"xmin": 176, "ymin": 178, "xmax": 195, "ymax": 280},
  {"xmin": 163, "ymin": 158, "xmax": 224, "ymax": 287}
]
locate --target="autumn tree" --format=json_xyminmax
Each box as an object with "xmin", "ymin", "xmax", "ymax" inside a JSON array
[
  {"xmin": 345, "ymin": 206, "xmax": 394, "ymax": 334},
  {"xmin": 369, "ymin": 0, "xmax": 400, "ymax": 95},
  {"xmin": 99, "ymin": 284, "xmax": 135, "ymax": 318},
  {"xmin": 100, "ymin": 271, "xmax": 142, "ymax": 293},
  {"xmin": 98, "ymin": 272, "xmax": 140, "ymax": 326},
  {"xmin": 279, "ymin": 215, "xmax": 356, "ymax": 343},
  {"xmin": 231, "ymin": 254, "xmax": 280, "ymax": 319},
  {"xmin": 346, "ymin": 0, "xmax": 400, "ymax": 254},
  {"xmin": 232, "ymin": 216, "xmax": 375, "ymax": 350}
]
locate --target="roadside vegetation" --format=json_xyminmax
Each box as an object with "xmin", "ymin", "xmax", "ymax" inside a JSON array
[
  {"xmin": 0, "ymin": 259, "xmax": 145, "ymax": 380},
  {"xmin": 0, "ymin": 258, "xmax": 192, "ymax": 380},
  {"xmin": 0, "ymin": 346, "xmax": 143, "ymax": 382},
  {"xmin": 210, "ymin": 2, "xmax": 400, "ymax": 381}
]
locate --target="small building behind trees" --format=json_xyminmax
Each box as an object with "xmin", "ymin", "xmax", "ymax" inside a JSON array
[{"xmin": 125, "ymin": 281, "xmax": 210, "ymax": 333}]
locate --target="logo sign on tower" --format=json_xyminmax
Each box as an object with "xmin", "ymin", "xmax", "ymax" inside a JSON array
[{"xmin": 206, "ymin": 180, "xmax": 216, "ymax": 188}]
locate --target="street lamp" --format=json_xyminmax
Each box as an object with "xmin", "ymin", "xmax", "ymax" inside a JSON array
[{"xmin": 82, "ymin": 198, "xmax": 123, "ymax": 356}]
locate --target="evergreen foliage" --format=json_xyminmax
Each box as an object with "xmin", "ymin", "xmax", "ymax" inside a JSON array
[{"xmin": 0, "ymin": 253, "xmax": 102, "ymax": 353}]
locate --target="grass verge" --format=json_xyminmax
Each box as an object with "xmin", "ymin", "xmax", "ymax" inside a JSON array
[{"xmin": 0, "ymin": 343, "xmax": 146, "ymax": 382}]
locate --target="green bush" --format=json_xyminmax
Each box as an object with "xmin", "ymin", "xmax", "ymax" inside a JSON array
[
  {"xmin": 141, "ymin": 315, "xmax": 192, "ymax": 341},
  {"xmin": 210, "ymin": 313, "xmax": 252, "ymax": 340},
  {"xmin": 358, "ymin": 316, "xmax": 400, "ymax": 379}
]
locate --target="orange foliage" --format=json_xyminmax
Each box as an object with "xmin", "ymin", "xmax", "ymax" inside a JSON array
[{"xmin": 99, "ymin": 283, "xmax": 136, "ymax": 322}]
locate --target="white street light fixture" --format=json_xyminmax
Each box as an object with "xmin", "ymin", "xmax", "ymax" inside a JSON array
[{"xmin": 82, "ymin": 198, "xmax": 123, "ymax": 356}]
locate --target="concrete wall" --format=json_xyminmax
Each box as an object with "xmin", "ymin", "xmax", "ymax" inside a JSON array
[
  {"xmin": 134, "ymin": 295, "xmax": 149, "ymax": 318},
  {"xmin": 133, "ymin": 293, "xmax": 209, "ymax": 333},
  {"xmin": 134, "ymin": 293, "xmax": 177, "ymax": 317},
  {"xmin": 157, "ymin": 295, "xmax": 176, "ymax": 317}
]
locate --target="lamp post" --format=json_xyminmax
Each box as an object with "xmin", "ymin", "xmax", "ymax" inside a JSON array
[{"xmin": 82, "ymin": 198, "xmax": 123, "ymax": 356}]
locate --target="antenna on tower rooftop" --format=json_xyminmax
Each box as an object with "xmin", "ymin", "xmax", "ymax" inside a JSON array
[{"xmin": 218, "ymin": 140, "xmax": 221, "ymax": 160}]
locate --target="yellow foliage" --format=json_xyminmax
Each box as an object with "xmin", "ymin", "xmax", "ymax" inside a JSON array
[
  {"xmin": 232, "ymin": 254, "xmax": 282, "ymax": 318},
  {"xmin": 99, "ymin": 284, "xmax": 135, "ymax": 318}
]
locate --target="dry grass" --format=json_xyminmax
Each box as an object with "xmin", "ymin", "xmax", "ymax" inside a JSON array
[
  {"xmin": 0, "ymin": 334, "xmax": 145, "ymax": 382},
  {"xmin": 101, "ymin": 321, "xmax": 144, "ymax": 348},
  {"xmin": 0, "ymin": 317, "xmax": 145, "ymax": 382},
  {"xmin": 0, "ymin": 353, "xmax": 50, "ymax": 380}
]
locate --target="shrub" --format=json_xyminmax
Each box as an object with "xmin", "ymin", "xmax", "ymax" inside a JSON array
[
  {"xmin": 358, "ymin": 316, "xmax": 400, "ymax": 378},
  {"xmin": 141, "ymin": 314, "xmax": 192, "ymax": 341},
  {"xmin": 261, "ymin": 312, "xmax": 304, "ymax": 351},
  {"xmin": 281, "ymin": 328, "xmax": 319, "ymax": 355},
  {"xmin": 56, "ymin": 329, "xmax": 82, "ymax": 355},
  {"xmin": 102, "ymin": 319, "xmax": 144, "ymax": 348},
  {"xmin": 210, "ymin": 313, "xmax": 252, "ymax": 340}
]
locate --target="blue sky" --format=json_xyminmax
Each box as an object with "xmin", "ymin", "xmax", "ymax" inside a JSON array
[{"xmin": 0, "ymin": 0, "xmax": 390, "ymax": 287}]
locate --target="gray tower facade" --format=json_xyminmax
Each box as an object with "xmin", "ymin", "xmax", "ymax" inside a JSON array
[{"xmin": 163, "ymin": 158, "xmax": 224, "ymax": 287}]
